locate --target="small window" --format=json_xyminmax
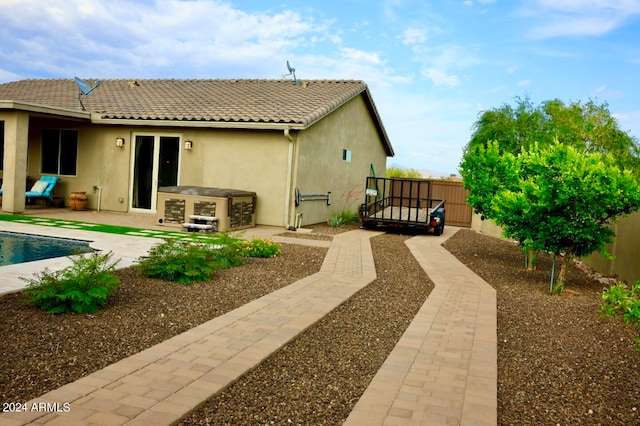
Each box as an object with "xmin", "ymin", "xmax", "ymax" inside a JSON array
[
  {"xmin": 42, "ymin": 129, "xmax": 78, "ymax": 176},
  {"xmin": 342, "ymin": 149, "xmax": 352, "ymax": 163}
]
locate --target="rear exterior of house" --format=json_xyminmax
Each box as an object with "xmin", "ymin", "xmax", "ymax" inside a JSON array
[{"xmin": 0, "ymin": 79, "xmax": 393, "ymax": 228}]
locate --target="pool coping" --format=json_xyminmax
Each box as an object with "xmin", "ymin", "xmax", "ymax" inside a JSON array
[{"xmin": 0, "ymin": 221, "xmax": 164, "ymax": 296}]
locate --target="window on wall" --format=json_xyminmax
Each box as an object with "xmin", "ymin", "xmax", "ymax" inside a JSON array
[
  {"xmin": 41, "ymin": 129, "xmax": 78, "ymax": 175},
  {"xmin": 342, "ymin": 148, "xmax": 352, "ymax": 163}
]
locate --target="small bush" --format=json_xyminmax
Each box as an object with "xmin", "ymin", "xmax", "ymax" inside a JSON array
[
  {"xmin": 385, "ymin": 167, "xmax": 423, "ymax": 178},
  {"xmin": 23, "ymin": 252, "xmax": 121, "ymax": 314},
  {"xmin": 601, "ymin": 281, "xmax": 640, "ymax": 351},
  {"xmin": 601, "ymin": 281, "xmax": 640, "ymax": 327},
  {"xmin": 328, "ymin": 209, "xmax": 360, "ymax": 227},
  {"xmin": 238, "ymin": 238, "xmax": 282, "ymax": 258},
  {"xmin": 137, "ymin": 238, "xmax": 243, "ymax": 284}
]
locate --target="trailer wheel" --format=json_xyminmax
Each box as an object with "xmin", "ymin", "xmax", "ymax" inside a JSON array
[
  {"xmin": 434, "ymin": 224, "xmax": 444, "ymax": 236},
  {"xmin": 362, "ymin": 221, "xmax": 377, "ymax": 230}
]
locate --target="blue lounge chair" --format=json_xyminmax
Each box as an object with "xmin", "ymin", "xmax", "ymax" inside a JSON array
[
  {"xmin": 26, "ymin": 176, "xmax": 60, "ymax": 205},
  {"xmin": 0, "ymin": 176, "xmax": 60, "ymax": 206}
]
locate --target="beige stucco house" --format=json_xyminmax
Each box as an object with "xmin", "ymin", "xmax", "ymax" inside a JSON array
[{"xmin": 0, "ymin": 78, "xmax": 393, "ymax": 228}]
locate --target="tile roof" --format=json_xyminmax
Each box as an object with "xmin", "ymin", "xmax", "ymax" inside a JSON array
[
  {"xmin": 0, "ymin": 78, "xmax": 394, "ymax": 156},
  {"xmin": 0, "ymin": 78, "xmax": 365, "ymax": 126}
]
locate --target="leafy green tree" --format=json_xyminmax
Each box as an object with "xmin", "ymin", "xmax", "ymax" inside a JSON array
[
  {"xmin": 466, "ymin": 96, "xmax": 640, "ymax": 178},
  {"xmin": 491, "ymin": 142, "xmax": 640, "ymax": 292},
  {"xmin": 468, "ymin": 95, "xmax": 546, "ymax": 155},
  {"xmin": 459, "ymin": 140, "xmax": 518, "ymax": 220},
  {"xmin": 462, "ymin": 96, "xmax": 640, "ymax": 276}
]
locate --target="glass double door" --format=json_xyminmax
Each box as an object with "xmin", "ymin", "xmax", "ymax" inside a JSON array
[{"xmin": 131, "ymin": 135, "xmax": 180, "ymax": 211}]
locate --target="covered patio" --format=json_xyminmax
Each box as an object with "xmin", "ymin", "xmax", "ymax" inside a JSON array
[{"xmin": 0, "ymin": 104, "xmax": 92, "ymax": 214}]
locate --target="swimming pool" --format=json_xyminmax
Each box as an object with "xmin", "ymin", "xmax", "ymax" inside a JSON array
[{"xmin": 0, "ymin": 231, "xmax": 92, "ymax": 266}]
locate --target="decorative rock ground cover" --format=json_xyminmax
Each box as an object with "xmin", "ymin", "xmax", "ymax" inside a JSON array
[{"xmin": 1, "ymin": 225, "xmax": 638, "ymax": 425}]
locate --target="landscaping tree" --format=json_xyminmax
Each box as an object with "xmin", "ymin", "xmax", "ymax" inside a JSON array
[
  {"xmin": 459, "ymin": 140, "xmax": 518, "ymax": 221},
  {"xmin": 466, "ymin": 96, "xmax": 640, "ymax": 178},
  {"xmin": 459, "ymin": 140, "xmax": 538, "ymax": 268},
  {"xmin": 489, "ymin": 142, "xmax": 640, "ymax": 292},
  {"xmin": 461, "ymin": 96, "xmax": 640, "ymax": 277}
]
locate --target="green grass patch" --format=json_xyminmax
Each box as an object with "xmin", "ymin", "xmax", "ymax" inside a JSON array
[{"xmin": 0, "ymin": 213, "xmax": 222, "ymax": 243}]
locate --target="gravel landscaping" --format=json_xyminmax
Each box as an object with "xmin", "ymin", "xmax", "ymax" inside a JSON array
[
  {"xmin": 0, "ymin": 242, "xmax": 329, "ymax": 403},
  {"xmin": 1, "ymin": 225, "xmax": 639, "ymax": 425},
  {"xmin": 178, "ymin": 230, "xmax": 432, "ymax": 425},
  {"xmin": 443, "ymin": 229, "xmax": 640, "ymax": 426}
]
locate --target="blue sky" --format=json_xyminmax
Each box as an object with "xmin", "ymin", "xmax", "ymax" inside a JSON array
[{"xmin": 1, "ymin": 0, "xmax": 640, "ymax": 176}]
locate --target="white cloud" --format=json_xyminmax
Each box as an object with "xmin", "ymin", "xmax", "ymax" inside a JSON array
[
  {"xmin": 613, "ymin": 108, "xmax": 640, "ymax": 137},
  {"xmin": 422, "ymin": 68, "xmax": 460, "ymax": 87},
  {"xmin": 517, "ymin": 79, "xmax": 532, "ymax": 87},
  {"xmin": 0, "ymin": 0, "xmax": 327, "ymax": 80},
  {"xmin": 400, "ymin": 27, "xmax": 428, "ymax": 45},
  {"xmin": 410, "ymin": 43, "xmax": 479, "ymax": 88},
  {"xmin": 590, "ymin": 84, "xmax": 624, "ymax": 100},
  {"xmin": 523, "ymin": 0, "xmax": 640, "ymax": 38},
  {"xmin": 338, "ymin": 48, "xmax": 382, "ymax": 65},
  {"xmin": 463, "ymin": 0, "xmax": 496, "ymax": 5}
]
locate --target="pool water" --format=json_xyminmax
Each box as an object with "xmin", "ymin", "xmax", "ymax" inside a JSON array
[{"xmin": 0, "ymin": 231, "xmax": 92, "ymax": 266}]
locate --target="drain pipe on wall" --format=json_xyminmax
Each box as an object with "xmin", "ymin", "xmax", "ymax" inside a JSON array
[{"xmin": 283, "ymin": 128, "xmax": 296, "ymax": 230}]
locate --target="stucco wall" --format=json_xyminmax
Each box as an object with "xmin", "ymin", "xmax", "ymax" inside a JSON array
[
  {"xmin": 22, "ymin": 119, "xmax": 291, "ymax": 225},
  {"xmin": 293, "ymin": 96, "xmax": 388, "ymax": 226},
  {"xmin": 15, "ymin": 119, "xmax": 342, "ymax": 228},
  {"xmin": 176, "ymin": 128, "xmax": 290, "ymax": 227},
  {"xmin": 25, "ymin": 119, "xmax": 133, "ymax": 213},
  {"xmin": 8, "ymin": 94, "xmax": 389, "ymax": 228},
  {"xmin": 470, "ymin": 212, "xmax": 505, "ymax": 239}
]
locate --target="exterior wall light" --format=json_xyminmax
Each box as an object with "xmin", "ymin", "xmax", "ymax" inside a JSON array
[
  {"xmin": 185, "ymin": 140, "xmax": 193, "ymax": 150},
  {"xmin": 116, "ymin": 137, "xmax": 125, "ymax": 147}
]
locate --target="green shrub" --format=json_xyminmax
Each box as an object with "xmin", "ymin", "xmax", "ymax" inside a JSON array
[
  {"xmin": 385, "ymin": 167, "xmax": 423, "ymax": 178},
  {"xmin": 238, "ymin": 238, "xmax": 282, "ymax": 258},
  {"xmin": 23, "ymin": 252, "xmax": 121, "ymax": 314},
  {"xmin": 137, "ymin": 238, "xmax": 243, "ymax": 284},
  {"xmin": 328, "ymin": 209, "xmax": 360, "ymax": 227},
  {"xmin": 601, "ymin": 281, "xmax": 640, "ymax": 351},
  {"xmin": 601, "ymin": 281, "xmax": 640, "ymax": 326}
]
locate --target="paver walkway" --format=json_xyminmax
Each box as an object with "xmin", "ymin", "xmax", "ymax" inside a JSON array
[
  {"xmin": 345, "ymin": 232, "xmax": 497, "ymax": 425},
  {"xmin": 0, "ymin": 224, "xmax": 497, "ymax": 426},
  {"xmin": 0, "ymin": 230, "xmax": 379, "ymax": 426}
]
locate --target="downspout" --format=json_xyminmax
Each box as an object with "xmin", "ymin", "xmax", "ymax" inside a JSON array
[{"xmin": 284, "ymin": 128, "xmax": 295, "ymax": 229}]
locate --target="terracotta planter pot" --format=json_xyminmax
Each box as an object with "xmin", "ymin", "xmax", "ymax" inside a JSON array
[{"xmin": 69, "ymin": 191, "xmax": 88, "ymax": 211}]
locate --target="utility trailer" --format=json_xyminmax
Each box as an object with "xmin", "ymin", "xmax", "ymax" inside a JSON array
[{"xmin": 359, "ymin": 177, "xmax": 446, "ymax": 235}]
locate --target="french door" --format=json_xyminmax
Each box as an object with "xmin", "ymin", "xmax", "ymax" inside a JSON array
[{"xmin": 130, "ymin": 135, "xmax": 180, "ymax": 212}]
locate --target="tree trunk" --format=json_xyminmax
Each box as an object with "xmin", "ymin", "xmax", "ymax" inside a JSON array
[
  {"xmin": 527, "ymin": 250, "xmax": 537, "ymax": 271},
  {"xmin": 554, "ymin": 246, "xmax": 574, "ymax": 293}
]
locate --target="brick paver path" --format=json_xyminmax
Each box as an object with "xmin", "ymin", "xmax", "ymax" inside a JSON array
[
  {"xmin": 0, "ymin": 227, "xmax": 497, "ymax": 426},
  {"xmin": 345, "ymin": 231, "xmax": 497, "ymax": 426},
  {"xmin": 0, "ymin": 230, "xmax": 380, "ymax": 426}
]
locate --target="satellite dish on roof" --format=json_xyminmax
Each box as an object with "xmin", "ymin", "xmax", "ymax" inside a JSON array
[
  {"xmin": 283, "ymin": 61, "xmax": 299, "ymax": 85},
  {"xmin": 74, "ymin": 76, "xmax": 102, "ymax": 111}
]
